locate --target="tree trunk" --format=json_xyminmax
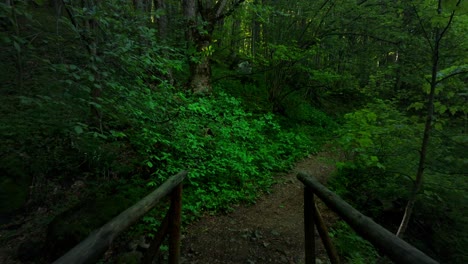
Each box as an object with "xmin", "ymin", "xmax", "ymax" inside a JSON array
[
  {"xmin": 396, "ymin": 0, "xmax": 459, "ymax": 238},
  {"xmin": 85, "ymin": 9, "xmax": 101, "ymax": 130},
  {"xmin": 182, "ymin": 0, "xmax": 246, "ymax": 94},
  {"xmin": 251, "ymin": 0, "xmax": 260, "ymax": 58},
  {"xmin": 182, "ymin": 0, "xmax": 211, "ymax": 93},
  {"xmin": 133, "ymin": 0, "xmax": 144, "ymax": 11},
  {"xmin": 154, "ymin": 0, "xmax": 174, "ymax": 84},
  {"xmin": 182, "ymin": 0, "xmax": 196, "ymax": 42},
  {"xmin": 155, "ymin": 0, "xmax": 168, "ymax": 41},
  {"xmin": 189, "ymin": 57, "xmax": 212, "ymax": 93},
  {"xmin": 189, "ymin": 36, "xmax": 213, "ymax": 94},
  {"xmin": 183, "ymin": 0, "xmax": 214, "ymax": 94}
]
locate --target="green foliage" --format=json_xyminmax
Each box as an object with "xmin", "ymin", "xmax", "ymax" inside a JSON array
[
  {"xmin": 331, "ymin": 101, "xmax": 419, "ymax": 215},
  {"xmin": 283, "ymin": 94, "xmax": 338, "ymax": 129},
  {"xmin": 414, "ymin": 174, "xmax": 468, "ymax": 263},
  {"xmin": 113, "ymin": 88, "xmax": 322, "ymax": 233},
  {"xmin": 332, "ymin": 100, "xmax": 468, "ymax": 261},
  {"xmin": 338, "ymin": 100, "xmax": 419, "ymax": 171},
  {"xmin": 0, "ymin": 3, "xmax": 333, "ymax": 254},
  {"xmin": 0, "ymin": 0, "xmax": 183, "ymax": 183},
  {"xmin": 2, "ymin": 0, "xmax": 465, "ymax": 262},
  {"xmin": 138, "ymin": 91, "xmax": 315, "ymax": 216},
  {"xmin": 330, "ymin": 221, "xmax": 380, "ymax": 264}
]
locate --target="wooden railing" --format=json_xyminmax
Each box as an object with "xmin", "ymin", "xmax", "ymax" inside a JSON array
[
  {"xmin": 297, "ymin": 172, "xmax": 439, "ymax": 264},
  {"xmin": 53, "ymin": 170, "xmax": 188, "ymax": 264}
]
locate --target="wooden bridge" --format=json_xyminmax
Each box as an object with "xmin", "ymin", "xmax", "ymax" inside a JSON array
[{"xmin": 52, "ymin": 171, "xmax": 438, "ymax": 264}]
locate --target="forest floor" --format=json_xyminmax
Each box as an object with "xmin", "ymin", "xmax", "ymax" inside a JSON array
[{"xmin": 180, "ymin": 150, "xmax": 341, "ymax": 264}]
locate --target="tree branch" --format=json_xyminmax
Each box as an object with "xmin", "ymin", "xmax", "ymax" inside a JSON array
[
  {"xmin": 217, "ymin": 0, "xmax": 245, "ymax": 20},
  {"xmin": 436, "ymin": 69, "xmax": 468, "ymax": 84},
  {"xmin": 436, "ymin": 0, "xmax": 461, "ymax": 44},
  {"xmin": 214, "ymin": 0, "xmax": 228, "ymax": 18},
  {"xmin": 412, "ymin": 4, "xmax": 433, "ymax": 52}
]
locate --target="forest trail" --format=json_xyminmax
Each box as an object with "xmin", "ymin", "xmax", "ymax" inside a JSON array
[{"xmin": 180, "ymin": 151, "xmax": 341, "ymax": 264}]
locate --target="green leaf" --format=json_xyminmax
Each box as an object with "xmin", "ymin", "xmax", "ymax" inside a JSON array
[
  {"xmin": 72, "ymin": 73, "xmax": 81, "ymax": 80},
  {"xmin": 89, "ymin": 102, "xmax": 102, "ymax": 109},
  {"xmin": 74, "ymin": 126, "xmax": 84, "ymax": 134},
  {"xmin": 409, "ymin": 102, "xmax": 424, "ymax": 111},
  {"xmin": 147, "ymin": 161, "xmax": 153, "ymax": 168},
  {"xmin": 110, "ymin": 130, "xmax": 126, "ymax": 138},
  {"xmin": 13, "ymin": 41, "xmax": 20, "ymax": 53},
  {"xmin": 436, "ymin": 103, "xmax": 447, "ymax": 114}
]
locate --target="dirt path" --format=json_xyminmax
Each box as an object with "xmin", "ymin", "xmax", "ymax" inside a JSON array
[{"xmin": 181, "ymin": 151, "xmax": 340, "ymax": 264}]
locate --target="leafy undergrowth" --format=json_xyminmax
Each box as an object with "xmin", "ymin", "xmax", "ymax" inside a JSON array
[
  {"xmin": 131, "ymin": 90, "xmax": 325, "ymax": 235},
  {"xmin": 0, "ymin": 86, "xmax": 334, "ymax": 262}
]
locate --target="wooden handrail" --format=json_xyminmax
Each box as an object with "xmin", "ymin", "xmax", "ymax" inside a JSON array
[
  {"xmin": 53, "ymin": 170, "xmax": 188, "ymax": 264},
  {"xmin": 297, "ymin": 172, "xmax": 438, "ymax": 264}
]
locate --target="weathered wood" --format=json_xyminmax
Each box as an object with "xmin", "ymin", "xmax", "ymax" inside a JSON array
[
  {"xmin": 142, "ymin": 210, "xmax": 170, "ymax": 264},
  {"xmin": 297, "ymin": 172, "xmax": 438, "ymax": 264},
  {"xmin": 312, "ymin": 202, "xmax": 340, "ymax": 264},
  {"xmin": 304, "ymin": 187, "xmax": 315, "ymax": 264},
  {"xmin": 169, "ymin": 184, "xmax": 183, "ymax": 264},
  {"xmin": 53, "ymin": 170, "xmax": 188, "ymax": 264}
]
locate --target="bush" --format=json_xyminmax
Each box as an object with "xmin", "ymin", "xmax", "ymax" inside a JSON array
[{"xmin": 330, "ymin": 100, "xmax": 417, "ymax": 216}]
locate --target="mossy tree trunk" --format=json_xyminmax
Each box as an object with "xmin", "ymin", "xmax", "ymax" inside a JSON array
[{"xmin": 183, "ymin": 0, "xmax": 246, "ymax": 95}]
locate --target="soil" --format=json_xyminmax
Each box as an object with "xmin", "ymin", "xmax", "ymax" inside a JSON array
[{"xmin": 180, "ymin": 151, "xmax": 341, "ymax": 264}]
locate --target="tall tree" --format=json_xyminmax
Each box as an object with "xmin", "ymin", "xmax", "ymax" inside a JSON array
[
  {"xmin": 183, "ymin": 0, "xmax": 245, "ymax": 94},
  {"xmin": 396, "ymin": 0, "xmax": 465, "ymax": 237}
]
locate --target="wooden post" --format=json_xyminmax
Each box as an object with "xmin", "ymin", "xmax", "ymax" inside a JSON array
[
  {"xmin": 168, "ymin": 183, "xmax": 182, "ymax": 264},
  {"xmin": 312, "ymin": 202, "xmax": 340, "ymax": 264},
  {"xmin": 142, "ymin": 211, "xmax": 170, "ymax": 264},
  {"xmin": 304, "ymin": 186, "xmax": 315, "ymax": 264}
]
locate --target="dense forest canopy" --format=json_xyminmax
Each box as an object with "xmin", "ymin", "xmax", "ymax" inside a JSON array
[{"xmin": 0, "ymin": 0, "xmax": 467, "ymax": 263}]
